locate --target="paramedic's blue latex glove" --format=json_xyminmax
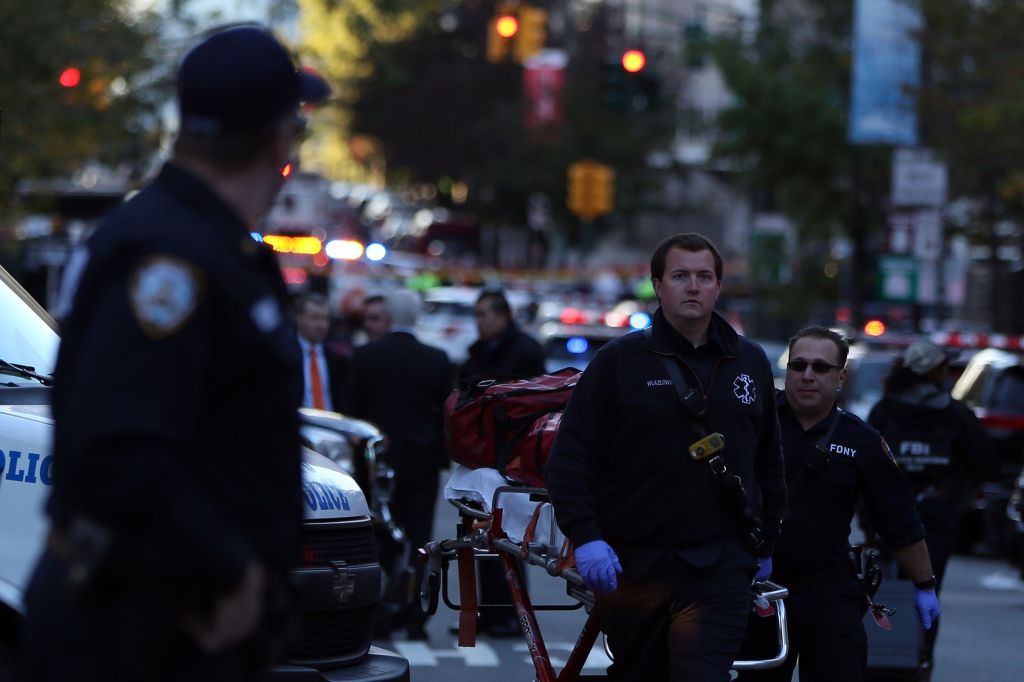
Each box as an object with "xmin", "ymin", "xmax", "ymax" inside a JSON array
[
  {"xmin": 914, "ymin": 588, "xmax": 941, "ymax": 629},
  {"xmin": 575, "ymin": 540, "xmax": 622, "ymax": 593},
  {"xmin": 754, "ymin": 557, "xmax": 772, "ymax": 582}
]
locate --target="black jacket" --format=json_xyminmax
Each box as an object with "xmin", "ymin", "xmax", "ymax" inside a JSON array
[
  {"xmin": 461, "ymin": 323, "xmax": 545, "ymax": 380},
  {"xmin": 868, "ymin": 384, "xmax": 997, "ymax": 504},
  {"xmin": 545, "ymin": 308, "xmax": 786, "ymax": 562},
  {"xmin": 774, "ymin": 394, "xmax": 925, "ymax": 574},
  {"xmin": 48, "ymin": 163, "xmax": 303, "ymax": 594},
  {"xmin": 343, "ymin": 331, "xmax": 453, "ymax": 477}
]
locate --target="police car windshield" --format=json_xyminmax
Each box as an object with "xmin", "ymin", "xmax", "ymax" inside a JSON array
[{"xmin": 0, "ymin": 266, "xmax": 60, "ymax": 383}]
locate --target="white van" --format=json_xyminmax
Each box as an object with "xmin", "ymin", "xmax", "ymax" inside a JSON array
[{"xmin": 0, "ymin": 266, "xmax": 408, "ymax": 681}]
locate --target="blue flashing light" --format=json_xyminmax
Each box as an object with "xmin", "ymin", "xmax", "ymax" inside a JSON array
[
  {"xmin": 629, "ymin": 312, "xmax": 651, "ymax": 329},
  {"xmin": 250, "ymin": 232, "xmax": 264, "ymax": 242},
  {"xmin": 566, "ymin": 336, "xmax": 589, "ymax": 354},
  {"xmin": 365, "ymin": 242, "xmax": 387, "ymax": 262}
]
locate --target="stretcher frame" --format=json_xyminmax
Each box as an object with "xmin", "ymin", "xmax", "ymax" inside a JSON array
[{"xmin": 420, "ymin": 485, "xmax": 790, "ymax": 681}]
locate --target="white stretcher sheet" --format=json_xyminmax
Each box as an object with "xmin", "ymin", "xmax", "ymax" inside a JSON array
[{"xmin": 444, "ymin": 464, "xmax": 566, "ymax": 547}]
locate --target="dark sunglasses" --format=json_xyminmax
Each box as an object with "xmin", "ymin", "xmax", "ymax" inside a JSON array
[{"xmin": 787, "ymin": 359, "xmax": 841, "ymax": 374}]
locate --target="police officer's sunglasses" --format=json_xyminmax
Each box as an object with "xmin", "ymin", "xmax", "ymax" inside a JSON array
[{"xmin": 787, "ymin": 359, "xmax": 841, "ymax": 374}]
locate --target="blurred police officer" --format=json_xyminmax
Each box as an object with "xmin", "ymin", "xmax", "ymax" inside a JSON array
[
  {"xmin": 547, "ymin": 233, "xmax": 787, "ymax": 681},
  {"xmin": 868, "ymin": 341, "xmax": 997, "ymax": 675},
  {"xmin": 738, "ymin": 327, "xmax": 941, "ymax": 682},
  {"xmin": 25, "ymin": 25, "xmax": 329, "ymax": 682}
]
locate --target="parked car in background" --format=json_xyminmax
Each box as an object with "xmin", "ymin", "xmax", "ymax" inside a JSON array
[
  {"xmin": 840, "ymin": 343, "xmax": 900, "ymax": 420},
  {"xmin": 537, "ymin": 322, "xmax": 630, "ymax": 374},
  {"xmin": 952, "ymin": 348, "xmax": 1024, "ymax": 555}
]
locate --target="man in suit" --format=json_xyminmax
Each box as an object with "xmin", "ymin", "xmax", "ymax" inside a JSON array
[
  {"xmin": 295, "ymin": 291, "xmax": 348, "ymax": 411},
  {"xmin": 342, "ymin": 289, "xmax": 452, "ymax": 640}
]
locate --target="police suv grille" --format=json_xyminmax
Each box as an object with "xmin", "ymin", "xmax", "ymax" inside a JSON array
[
  {"xmin": 288, "ymin": 605, "xmax": 375, "ymax": 664},
  {"xmin": 301, "ymin": 521, "xmax": 377, "ymax": 567}
]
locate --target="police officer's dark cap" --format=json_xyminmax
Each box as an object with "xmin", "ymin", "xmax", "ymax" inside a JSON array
[{"xmin": 177, "ymin": 25, "xmax": 330, "ymax": 136}]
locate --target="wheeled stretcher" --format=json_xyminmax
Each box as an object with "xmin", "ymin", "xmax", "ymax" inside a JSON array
[{"xmin": 418, "ymin": 466, "xmax": 791, "ymax": 681}]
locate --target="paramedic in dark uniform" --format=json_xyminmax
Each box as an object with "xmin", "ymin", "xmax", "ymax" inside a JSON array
[
  {"xmin": 868, "ymin": 341, "xmax": 996, "ymax": 675},
  {"xmin": 546, "ymin": 232, "xmax": 788, "ymax": 682},
  {"xmin": 24, "ymin": 25, "xmax": 329, "ymax": 682},
  {"xmin": 737, "ymin": 327, "xmax": 941, "ymax": 682}
]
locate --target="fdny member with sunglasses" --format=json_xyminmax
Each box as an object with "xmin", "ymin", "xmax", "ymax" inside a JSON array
[{"xmin": 737, "ymin": 326, "xmax": 940, "ymax": 682}]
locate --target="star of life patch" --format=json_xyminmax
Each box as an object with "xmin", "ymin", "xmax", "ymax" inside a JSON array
[
  {"xmin": 733, "ymin": 373, "xmax": 758, "ymax": 405},
  {"xmin": 129, "ymin": 256, "xmax": 202, "ymax": 338}
]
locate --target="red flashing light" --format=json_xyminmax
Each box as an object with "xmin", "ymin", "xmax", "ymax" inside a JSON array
[
  {"xmin": 282, "ymin": 267, "xmax": 308, "ymax": 285},
  {"xmin": 281, "ymin": 163, "xmax": 293, "ymax": 178},
  {"xmin": 59, "ymin": 67, "xmax": 81, "ymax": 88},
  {"xmin": 621, "ymin": 50, "xmax": 647, "ymax": 73},
  {"xmin": 863, "ymin": 320, "xmax": 886, "ymax": 337},
  {"xmin": 559, "ymin": 307, "xmax": 589, "ymax": 325},
  {"xmin": 496, "ymin": 15, "xmax": 519, "ymax": 38},
  {"xmin": 604, "ymin": 311, "xmax": 629, "ymax": 328}
]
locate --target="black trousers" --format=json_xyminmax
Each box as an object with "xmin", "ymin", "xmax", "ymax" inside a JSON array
[
  {"xmin": 599, "ymin": 544, "xmax": 755, "ymax": 682},
  {"xmin": 736, "ymin": 574, "xmax": 867, "ymax": 682},
  {"xmin": 390, "ymin": 470, "xmax": 440, "ymax": 630},
  {"xmin": 25, "ymin": 550, "xmax": 256, "ymax": 682}
]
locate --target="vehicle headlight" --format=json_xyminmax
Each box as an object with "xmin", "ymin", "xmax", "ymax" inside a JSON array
[{"xmin": 300, "ymin": 424, "xmax": 357, "ymax": 475}]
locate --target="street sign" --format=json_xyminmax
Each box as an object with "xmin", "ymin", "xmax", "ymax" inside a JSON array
[
  {"xmin": 878, "ymin": 254, "xmax": 917, "ymax": 302},
  {"xmin": 891, "ymin": 148, "xmax": 948, "ymax": 207}
]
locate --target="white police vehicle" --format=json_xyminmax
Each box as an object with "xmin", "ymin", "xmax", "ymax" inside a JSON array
[{"xmin": 0, "ymin": 266, "xmax": 408, "ymax": 682}]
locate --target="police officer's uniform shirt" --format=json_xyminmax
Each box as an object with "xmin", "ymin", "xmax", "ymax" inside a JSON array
[
  {"xmin": 297, "ymin": 336, "xmax": 333, "ymax": 411},
  {"xmin": 47, "ymin": 162, "xmax": 304, "ymax": 592},
  {"xmin": 773, "ymin": 392, "xmax": 925, "ymax": 576}
]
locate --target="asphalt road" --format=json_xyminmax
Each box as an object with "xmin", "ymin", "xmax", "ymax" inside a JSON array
[{"xmin": 374, "ymin": 480, "xmax": 1024, "ymax": 682}]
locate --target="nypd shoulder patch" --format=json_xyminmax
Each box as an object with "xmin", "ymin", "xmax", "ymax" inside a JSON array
[{"xmin": 129, "ymin": 255, "xmax": 203, "ymax": 338}]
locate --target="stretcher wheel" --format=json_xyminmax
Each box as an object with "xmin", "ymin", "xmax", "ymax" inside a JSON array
[{"xmin": 420, "ymin": 570, "xmax": 440, "ymax": 615}]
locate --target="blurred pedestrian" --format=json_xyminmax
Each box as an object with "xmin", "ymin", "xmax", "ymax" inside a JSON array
[
  {"xmin": 342, "ymin": 289, "xmax": 452, "ymax": 641},
  {"xmin": 295, "ymin": 291, "xmax": 349, "ymax": 411},
  {"xmin": 361, "ymin": 293, "xmax": 391, "ymax": 343},
  {"xmin": 25, "ymin": 25, "xmax": 328, "ymax": 682},
  {"xmin": 867, "ymin": 341, "xmax": 997, "ymax": 677},
  {"xmin": 459, "ymin": 288, "xmax": 545, "ymax": 635},
  {"xmin": 462, "ymin": 289, "xmax": 545, "ymax": 379},
  {"xmin": 738, "ymin": 327, "xmax": 939, "ymax": 682},
  {"xmin": 547, "ymin": 233, "xmax": 786, "ymax": 681}
]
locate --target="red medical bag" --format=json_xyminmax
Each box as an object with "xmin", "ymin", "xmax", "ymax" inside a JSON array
[{"xmin": 444, "ymin": 369, "xmax": 579, "ymax": 485}]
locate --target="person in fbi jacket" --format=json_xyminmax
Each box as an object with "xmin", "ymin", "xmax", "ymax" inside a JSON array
[{"xmin": 24, "ymin": 25, "xmax": 329, "ymax": 682}]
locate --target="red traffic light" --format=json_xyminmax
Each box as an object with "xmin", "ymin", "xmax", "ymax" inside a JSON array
[
  {"xmin": 59, "ymin": 67, "xmax": 81, "ymax": 88},
  {"xmin": 496, "ymin": 14, "xmax": 519, "ymax": 38},
  {"xmin": 621, "ymin": 50, "xmax": 646, "ymax": 73}
]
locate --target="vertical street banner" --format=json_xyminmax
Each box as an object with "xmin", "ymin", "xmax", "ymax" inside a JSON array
[
  {"xmin": 523, "ymin": 49, "xmax": 567, "ymax": 130},
  {"xmin": 848, "ymin": 0, "xmax": 922, "ymax": 145}
]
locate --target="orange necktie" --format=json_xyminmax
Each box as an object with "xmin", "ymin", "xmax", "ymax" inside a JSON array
[{"xmin": 309, "ymin": 347, "xmax": 326, "ymax": 409}]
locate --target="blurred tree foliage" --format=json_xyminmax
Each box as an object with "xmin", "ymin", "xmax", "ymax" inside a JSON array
[
  {"xmin": 299, "ymin": 0, "xmax": 674, "ymax": 245},
  {"xmin": 708, "ymin": 0, "xmax": 1024, "ymax": 324},
  {"xmin": 0, "ymin": 0, "xmax": 171, "ymax": 215},
  {"xmin": 708, "ymin": 0, "xmax": 890, "ymax": 319},
  {"xmin": 918, "ymin": 0, "xmax": 1024, "ymax": 215}
]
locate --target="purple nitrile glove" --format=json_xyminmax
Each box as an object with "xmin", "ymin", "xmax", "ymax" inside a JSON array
[
  {"xmin": 914, "ymin": 588, "xmax": 941, "ymax": 629},
  {"xmin": 575, "ymin": 540, "xmax": 622, "ymax": 593},
  {"xmin": 754, "ymin": 556, "xmax": 773, "ymax": 582}
]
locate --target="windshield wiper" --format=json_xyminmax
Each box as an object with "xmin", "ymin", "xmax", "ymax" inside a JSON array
[{"xmin": 0, "ymin": 359, "xmax": 53, "ymax": 386}]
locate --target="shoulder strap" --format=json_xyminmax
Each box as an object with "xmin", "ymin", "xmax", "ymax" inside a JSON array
[{"xmin": 788, "ymin": 408, "xmax": 843, "ymax": 502}]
